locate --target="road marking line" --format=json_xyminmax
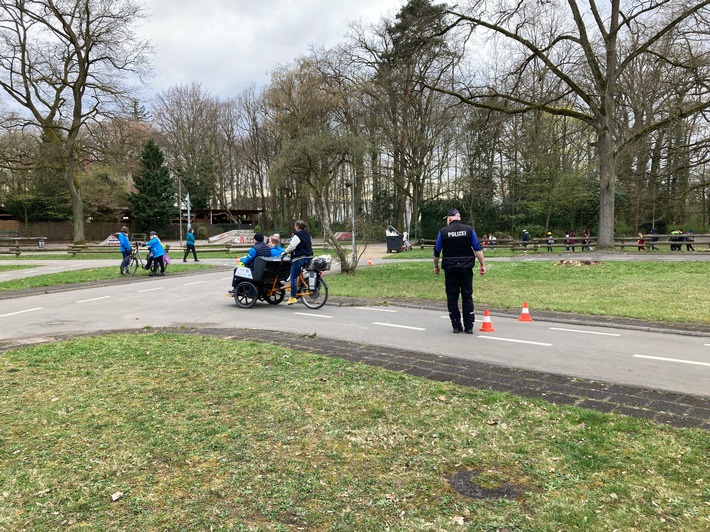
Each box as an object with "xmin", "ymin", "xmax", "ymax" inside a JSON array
[
  {"xmin": 356, "ymin": 307, "xmax": 396, "ymax": 312},
  {"xmin": 222, "ymin": 277, "xmax": 232, "ymax": 280},
  {"xmin": 1, "ymin": 307, "xmax": 43, "ymax": 317},
  {"xmin": 549, "ymin": 327, "xmax": 621, "ymax": 337},
  {"xmin": 634, "ymin": 354, "xmax": 710, "ymax": 367},
  {"xmin": 138, "ymin": 287, "xmax": 164, "ymax": 293},
  {"xmin": 184, "ymin": 281, "xmax": 206, "ymax": 286},
  {"xmin": 373, "ymin": 322, "xmax": 426, "ymax": 331},
  {"xmin": 76, "ymin": 296, "xmax": 111, "ymax": 303},
  {"xmin": 705, "ymin": 344, "xmax": 710, "ymax": 347},
  {"xmin": 479, "ymin": 336, "xmax": 553, "ymax": 346},
  {"xmin": 293, "ymin": 312, "xmax": 332, "ymax": 319},
  {"xmin": 0, "ymin": 274, "xmax": 10, "ymax": 278}
]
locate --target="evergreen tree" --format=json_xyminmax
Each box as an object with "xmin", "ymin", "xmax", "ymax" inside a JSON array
[{"xmin": 129, "ymin": 140, "xmax": 176, "ymax": 233}]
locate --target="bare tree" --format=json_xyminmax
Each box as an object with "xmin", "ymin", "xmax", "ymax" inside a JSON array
[
  {"xmin": 0, "ymin": 0, "xmax": 151, "ymax": 242},
  {"xmin": 433, "ymin": 0, "xmax": 710, "ymax": 249}
]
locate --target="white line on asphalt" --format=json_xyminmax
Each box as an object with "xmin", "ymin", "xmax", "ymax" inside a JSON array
[
  {"xmin": 549, "ymin": 327, "xmax": 621, "ymax": 337},
  {"xmin": 184, "ymin": 281, "xmax": 206, "ymax": 286},
  {"xmin": 222, "ymin": 277, "xmax": 232, "ymax": 280},
  {"xmin": 293, "ymin": 312, "xmax": 332, "ymax": 319},
  {"xmin": 705, "ymin": 344, "xmax": 710, "ymax": 347},
  {"xmin": 0, "ymin": 274, "xmax": 10, "ymax": 277},
  {"xmin": 479, "ymin": 336, "xmax": 553, "ymax": 346},
  {"xmin": 1, "ymin": 307, "xmax": 43, "ymax": 317},
  {"xmin": 76, "ymin": 296, "xmax": 111, "ymax": 303},
  {"xmin": 138, "ymin": 287, "xmax": 164, "ymax": 293},
  {"xmin": 47, "ymin": 267, "xmax": 64, "ymax": 270},
  {"xmin": 356, "ymin": 307, "xmax": 396, "ymax": 312},
  {"xmin": 373, "ymin": 322, "xmax": 426, "ymax": 331},
  {"xmin": 634, "ymin": 354, "xmax": 710, "ymax": 367}
]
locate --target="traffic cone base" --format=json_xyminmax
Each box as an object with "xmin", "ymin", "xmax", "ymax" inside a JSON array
[
  {"xmin": 518, "ymin": 302, "xmax": 534, "ymax": 322},
  {"xmin": 367, "ymin": 258, "xmax": 373, "ymax": 266},
  {"xmin": 478, "ymin": 309, "xmax": 496, "ymax": 332}
]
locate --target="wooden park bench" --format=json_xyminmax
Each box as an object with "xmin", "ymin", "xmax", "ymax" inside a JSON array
[{"xmin": 0, "ymin": 236, "xmax": 48, "ymax": 257}]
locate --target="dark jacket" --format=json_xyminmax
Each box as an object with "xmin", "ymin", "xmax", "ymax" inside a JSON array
[
  {"xmin": 291, "ymin": 229, "xmax": 313, "ymax": 259},
  {"xmin": 434, "ymin": 220, "xmax": 481, "ymax": 269},
  {"xmin": 242, "ymin": 242, "xmax": 271, "ymax": 265}
]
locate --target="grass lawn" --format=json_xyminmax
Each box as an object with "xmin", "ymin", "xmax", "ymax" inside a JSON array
[
  {"xmin": 1, "ymin": 333, "xmax": 707, "ymax": 530},
  {"xmin": 328, "ymin": 261, "xmax": 710, "ymax": 325},
  {"xmin": 0, "ymin": 264, "xmax": 213, "ymax": 291},
  {"xmin": 0, "ymin": 264, "xmax": 37, "ymax": 272}
]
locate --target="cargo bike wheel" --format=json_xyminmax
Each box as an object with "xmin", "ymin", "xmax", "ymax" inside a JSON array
[
  {"xmin": 300, "ymin": 277, "xmax": 328, "ymax": 310},
  {"xmin": 234, "ymin": 282, "xmax": 258, "ymax": 308}
]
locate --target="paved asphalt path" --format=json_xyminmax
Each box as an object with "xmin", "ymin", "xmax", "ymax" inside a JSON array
[{"xmin": 1, "ymin": 250, "xmax": 709, "ymax": 429}]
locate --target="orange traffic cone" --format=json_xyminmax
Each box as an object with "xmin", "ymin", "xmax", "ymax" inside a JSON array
[
  {"xmin": 478, "ymin": 309, "xmax": 496, "ymax": 332},
  {"xmin": 367, "ymin": 258, "xmax": 373, "ymax": 266},
  {"xmin": 518, "ymin": 302, "xmax": 534, "ymax": 322}
]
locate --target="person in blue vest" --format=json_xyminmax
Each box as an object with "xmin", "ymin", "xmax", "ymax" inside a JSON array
[
  {"xmin": 117, "ymin": 226, "xmax": 132, "ymax": 275},
  {"xmin": 282, "ymin": 220, "xmax": 313, "ymax": 305},
  {"xmin": 433, "ymin": 209, "xmax": 486, "ymax": 334},
  {"xmin": 239, "ymin": 233, "xmax": 271, "ymax": 267},
  {"xmin": 183, "ymin": 227, "xmax": 199, "ymax": 262},
  {"xmin": 146, "ymin": 231, "xmax": 166, "ymax": 276}
]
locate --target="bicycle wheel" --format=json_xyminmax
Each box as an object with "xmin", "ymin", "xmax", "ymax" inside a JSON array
[
  {"xmin": 234, "ymin": 282, "xmax": 258, "ymax": 308},
  {"xmin": 266, "ymin": 289, "xmax": 286, "ymax": 305},
  {"xmin": 122, "ymin": 255, "xmax": 138, "ymax": 276},
  {"xmin": 301, "ymin": 277, "xmax": 328, "ymax": 309}
]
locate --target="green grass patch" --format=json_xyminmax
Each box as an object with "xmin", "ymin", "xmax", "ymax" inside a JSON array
[
  {"xmin": 0, "ymin": 333, "xmax": 706, "ymax": 529},
  {"xmin": 328, "ymin": 261, "xmax": 710, "ymax": 324},
  {"xmin": 0, "ymin": 264, "xmax": 213, "ymax": 291},
  {"xmin": 0, "ymin": 264, "xmax": 38, "ymax": 272}
]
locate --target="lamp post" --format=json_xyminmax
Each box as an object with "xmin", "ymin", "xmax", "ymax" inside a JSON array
[{"xmin": 344, "ymin": 180, "xmax": 355, "ymax": 266}]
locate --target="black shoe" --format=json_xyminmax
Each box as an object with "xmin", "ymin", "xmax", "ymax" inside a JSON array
[
  {"xmin": 195, "ymin": 259, "xmax": 199, "ymax": 262},
  {"xmin": 183, "ymin": 259, "xmax": 187, "ymax": 262},
  {"xmin": 452, "ymin": 327, "xmax": 463, "ymax": 334},
  {"xmin": 464, "ymin": 328, "xmax": 473, "ymax": 334},
  {"xmin": 149, "ymin": 272, "xmax": 157, "ymax": 277},
  {"xmin": 159, "ymin": 272, "xmax": 165, "ymax": 276}
]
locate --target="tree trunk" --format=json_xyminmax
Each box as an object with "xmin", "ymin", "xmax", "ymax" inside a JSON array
[{"xmin": 597, "ymin": 126, "xmax": 615, "ymax": 250}]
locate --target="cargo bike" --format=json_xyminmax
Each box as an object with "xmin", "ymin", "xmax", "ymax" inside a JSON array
[{"xmin": 231, "ymin": 255, "xmax": 331, "ymax": 309}]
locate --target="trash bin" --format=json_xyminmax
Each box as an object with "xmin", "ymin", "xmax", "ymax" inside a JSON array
[
  {"xmin": 386, "ymin": 226, "xmax": 402, "ymax": 253},
  {"xmin": 38, "ymin": 239, "xmax": 45, "ymax": 249}
]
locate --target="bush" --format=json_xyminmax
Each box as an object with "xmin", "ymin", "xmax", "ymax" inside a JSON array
[{"xmin": 197, "ymin": 226, "xmax": 208, "ymax": 240}]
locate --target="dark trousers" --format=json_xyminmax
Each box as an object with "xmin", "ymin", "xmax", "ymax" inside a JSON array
[
  {"xmin": 444, "ymin": 267, "xmax": 474, "ymax": 329},
  {"xmin": 120, "ymin": 250, "xmax": 131, "ymax": 272},
  {"xmin": 151, "ymin": 255, "xmax": 165, "ymax": 273},
  {"xmin": 184, "ymin": 244, "xmax": 197, "ymax": 261}
]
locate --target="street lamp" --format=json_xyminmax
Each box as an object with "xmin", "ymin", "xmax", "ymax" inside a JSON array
[{"xmin": 344, "ymin": 180, "xmax": 355, "ymax": 265}]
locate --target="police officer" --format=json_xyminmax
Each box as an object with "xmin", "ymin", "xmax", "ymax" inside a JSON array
[{"xmin": 433, "ymin": 208, "xmax": 486, "ymax": 334}]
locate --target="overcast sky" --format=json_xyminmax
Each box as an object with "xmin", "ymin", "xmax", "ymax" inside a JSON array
[{"xmin": 137, "ymin": 0, "xmax": 405, "ymax": 100}]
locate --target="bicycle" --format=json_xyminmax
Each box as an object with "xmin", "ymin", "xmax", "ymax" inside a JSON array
[
  {"xmin": 120, "ymin": 241, "xmax": 146, "ymax": 276},
  {"xmin": 231, "ymin": 255, "xmax": 330, "ymax": 309}
]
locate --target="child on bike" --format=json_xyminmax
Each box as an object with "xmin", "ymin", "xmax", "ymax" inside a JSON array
[{"xmin": 146, "ymin": 231, "xmax": 166, "ymax": 276}]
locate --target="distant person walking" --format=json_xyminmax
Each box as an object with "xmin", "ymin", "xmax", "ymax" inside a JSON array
[
  {"xmin": 521, "ymin": 229, "xmax": 530, "ymax": 251},
  {"xmin": 433, "ymin": 208, "xmax": 486, "ymax": 334},
  {"xmin": 650, "ymin": 227, "xmax": 659, "ymax": 251},
  {"xmin": 183, "ymin": 227, "xmax": 199, "ymax": 262},
  {"xmin": 686, "ymin": 229, "xmax": 695, "ymax": 251},
  {"xmin": 546, "ymin": 231, "xmax": 554, "ymax": 252},
  {"xmin": 118, "ymin": 226, "xmax": 132, "ymax": 275}
]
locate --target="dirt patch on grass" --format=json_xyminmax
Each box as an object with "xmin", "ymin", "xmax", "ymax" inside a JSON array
[{"xmin": 446, "ymin": 469, "xmax": 525, "ymax": 500}]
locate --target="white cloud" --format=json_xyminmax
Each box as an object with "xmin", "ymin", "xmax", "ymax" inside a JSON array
[{"xmin": 137, "ymin": 0, "xmax": 403, "ymax": 99}]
